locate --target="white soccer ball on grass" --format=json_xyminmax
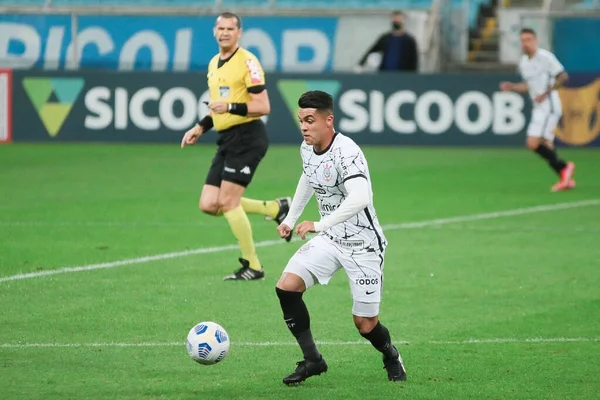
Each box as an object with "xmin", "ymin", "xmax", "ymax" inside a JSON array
[{"xmin": 186, "ymin": 321, "xmax": 230, "ymax": 365}]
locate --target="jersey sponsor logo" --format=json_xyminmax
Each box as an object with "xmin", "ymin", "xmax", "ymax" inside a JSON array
[
  {"xmin": 338, "ymin": 152, "xmax": 350, "ymax": 178},
  {"xmin": 313, "ymin": 187, "xmax": 327, "ymax": 195},
  {"xmin": 320, "ymin": 202, "xmax": 339, "ymax": 212},
  {"xmin": 245, "ymin": 59, "xmax": 262, "ymax": 84},
  {"xmin": 337, "ymin": 240, "xmax": 365, "ymax": 248},
  {"xmin": 325, "ymin": 234, "xmax": 364, "ymax": 249},
  {"xmin": 355, "ymin": 277, "xmax": 379, "ymax": 286}
]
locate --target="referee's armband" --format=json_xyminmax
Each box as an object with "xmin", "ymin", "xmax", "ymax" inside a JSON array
[
  {"xmin": 228, "ymin": 103, "xmax": 248, "ymax": 116},
  {"xmin": 198, "ymin": 115, "xmax": 213, "ymax": 132}
]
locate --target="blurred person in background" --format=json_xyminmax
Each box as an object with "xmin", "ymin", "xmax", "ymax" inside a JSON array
[
  {"xmin": 500, "ymin": 28, "xmax": 575, "ymax": 192},
  {"xmin": 355, "ymin": 11, "xmax": 419, "ymax": 73}
]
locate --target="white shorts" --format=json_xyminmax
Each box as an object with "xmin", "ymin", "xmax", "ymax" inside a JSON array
[
  {"xmin": 527, "ymin": 108, "xmax": 561, "ymax": 141},
  {"xmin": 283, "ymin": 234, "xmax": 385, "ymax": 317}
]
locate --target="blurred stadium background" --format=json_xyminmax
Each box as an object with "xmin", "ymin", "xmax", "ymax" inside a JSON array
[
  {"xmin": 0, "ymin": 0, "xmax": 599, "ymax": 145},
  {"xmin": 1, "ymin": 1, "xmax": 599, "ymax": 400}
]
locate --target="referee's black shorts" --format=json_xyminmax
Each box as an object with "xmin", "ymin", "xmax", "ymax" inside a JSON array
[{"xmin": 205, "ymin": 119, "xmax": 269, "ymax": 188}]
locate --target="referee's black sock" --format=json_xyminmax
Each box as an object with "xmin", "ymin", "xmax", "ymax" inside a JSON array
[
  {"xmin": 361, "ymin": 321, "xmax": 396, "ymax": 359},
  {"xmin": 535, "ymin": 144, "xmax": 567, "ymax": 175},
  {"xmin": 276, "ymin": 287, "xmax": 321, "ymax": 362}
]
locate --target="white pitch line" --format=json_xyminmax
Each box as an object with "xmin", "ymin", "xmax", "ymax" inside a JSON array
[
  {"xmin": 1, "ymin": 198, "xmax": 599, "ymax": 284},
  {"xmin": 383, "ymin": 198, "xmax": 600, "ymax": 230},
  {"xmin": 1, "ymin": 337, "xmax": 599, "ymax": 349},
  {"xmin": 0, "ymin": 238, "xmax": 285, "ymax": 283},
  {"xmin": 429, "ymin": 337, "xmax": 600, "ymax": 344},
  {"xmin": 426, "ymin": 226, "xmax": 600, "ymax": 233},
  {"xmin": 0, "ymin": 221, "xmax": 217, "ymax": 228},
  {"xmin": 0, "ymin": 341, "xmax": 367, "ymax": 349}
]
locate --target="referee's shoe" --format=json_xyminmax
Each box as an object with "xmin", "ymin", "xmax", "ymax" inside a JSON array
[
  {"xmin": 223, "ymin": 258, "xmax": 265, "ymax": 281},
  {"xmin": 267, "ymin": 197, "xmax": 293, "ymax": 242}
]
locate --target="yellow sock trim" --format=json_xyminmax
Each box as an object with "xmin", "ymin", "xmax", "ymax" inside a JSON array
[
  {"xmin": 223, "ymin": 205, "xmax": 261, "ymax": 271},
  {"xmin": 241, "ymin": 198, "xmax": 279, "ymax": 219}
]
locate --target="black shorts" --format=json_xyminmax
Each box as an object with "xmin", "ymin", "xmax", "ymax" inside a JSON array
[{"xmin": 205, "ymin": 119, "xmax": 269, "ymax": 188}]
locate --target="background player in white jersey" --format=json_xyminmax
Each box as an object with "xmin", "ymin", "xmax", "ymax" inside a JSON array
[
  {"xmin": 273, "ymin": 90, "xmax": 406, "ymax": 385},
  {"xmin": 500, "ymin": 28, "xmax": 575, "ymax": 192}
]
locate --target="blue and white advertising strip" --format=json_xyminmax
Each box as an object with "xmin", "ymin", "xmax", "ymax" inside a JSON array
[
  {"xmin": 0, "ymin": 14, "xmax": 338, "ymax": 72},
  {"xmin": 11, "ymin": 70, "xmax": 599, "ymax": 146}
]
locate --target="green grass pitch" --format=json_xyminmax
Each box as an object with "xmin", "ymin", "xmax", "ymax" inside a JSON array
[{"xmin": 1, "ymin": 143, "xmax": 599, "ymax": 400}]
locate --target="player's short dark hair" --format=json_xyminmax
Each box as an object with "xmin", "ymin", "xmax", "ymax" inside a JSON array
[
  {"xmin": 298, "ymin": 91, "xmax": 334, "ymax": 113},
  {"xmin": 391, "ymin": 10, "xmax": 405, "ymax": 17},
  {"xmin": 520, "ymin": 28, "xmax": 536, "ymax": 36},
  {"xmin": 217, "ymin": 12, "xmax": 241, "ymax": 28}
]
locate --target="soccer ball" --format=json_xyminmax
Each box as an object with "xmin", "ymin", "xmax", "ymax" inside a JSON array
[{"xmin": 186, "ymin": 321, "xmax": 230, "ymax": 365}]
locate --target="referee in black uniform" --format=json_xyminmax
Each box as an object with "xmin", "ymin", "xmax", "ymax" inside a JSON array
[{"xmin": 181, "ymin": 12, "xmax": 291, "ymax": 281}]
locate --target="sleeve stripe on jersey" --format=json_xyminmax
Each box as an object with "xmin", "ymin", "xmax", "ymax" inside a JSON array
[
  {"xmin": 342, "ymin": 174, "xmax": 367, "ymax": 183},
  {"xmin": 363, "ymin": 207, "xmax": 384, "ymax": 252},
  {"xmin": 247, "ymin": 85, "xmax": 266, "ymax": 94}
]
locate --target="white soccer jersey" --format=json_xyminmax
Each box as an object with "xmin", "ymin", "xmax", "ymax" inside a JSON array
[
  {"xmin": 300, "ymin": 133, "xmax": 387, "ymax": 252},
  {"xmin": 518, "ymin": 48, "xmax": 565, "ymax": 114}
]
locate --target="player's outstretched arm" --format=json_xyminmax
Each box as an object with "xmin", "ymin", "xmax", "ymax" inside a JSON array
[
  {"xmin": 499, "ymin": 81, "xmax": 528, "ymax": 93},
  {"xmin": 314, "ymin": 177, "xmax": 370, "ymax": 232},
  {"xmin": 279, "ymin": 173, "xmax": 314, "ymax": 233},
  {"xmin": 295, "ymin": 177, "xmax": 370, "ymax": 239}
]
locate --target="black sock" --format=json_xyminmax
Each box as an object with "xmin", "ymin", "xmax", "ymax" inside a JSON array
[
  {"xmin": 535, "ymin": 144, "xmax": 567, "ymax": 175},
  {"xmin": 361, "ymin": 321, "xmax": 396, "ymax": 359},
  {"xmin": 276, "ymin": 287, "xmax": 321, "ymax": 362}
]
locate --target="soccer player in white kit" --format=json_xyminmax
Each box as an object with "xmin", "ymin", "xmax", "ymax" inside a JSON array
[
  {"xmin": 274, "ymin": 90, "xmax": 406, "ymax": 385},
  {"xmin": 500, "ymin": 28, "xmax": 576, "ymax": 192}
]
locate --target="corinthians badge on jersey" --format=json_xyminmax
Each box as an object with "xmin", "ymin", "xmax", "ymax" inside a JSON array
[
  {"xmin": 323, "ymin": 163, "xmax": 333, "ymax": 182},
  {"xmin": 555, "ymin": 78, "xmax": 600, "ymax": 145},
  {"xmin": 297, "ymin": 243, "xmax": 314, "ymax": 254}
]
